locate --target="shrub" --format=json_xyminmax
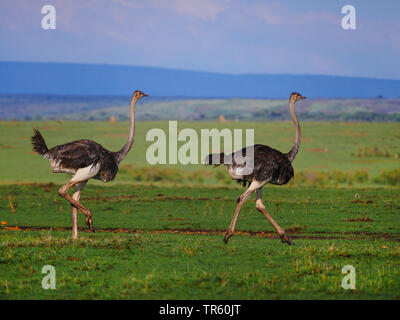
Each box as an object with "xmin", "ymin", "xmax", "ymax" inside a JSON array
[
  {"xmin": 292, "ymin": 169, "xmax": 370, "ymax": 186},
  {"xmin": 354, "ymin": 147, "xmax": 393, "ymax": 158},
  {"xmin": 373, "ymin": 169, "xmax": 400, "ymax": 186}
]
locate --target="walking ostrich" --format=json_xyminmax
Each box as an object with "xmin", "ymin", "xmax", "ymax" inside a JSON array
[
  {"xmin": 31, "ymin": 90, "xmax": 148, "ymax": 240},
  {"xmin": 207, "ymin": 92, "xmax": 306, "ymax": 245}
]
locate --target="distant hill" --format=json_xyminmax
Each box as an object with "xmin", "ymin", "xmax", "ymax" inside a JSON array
[
  {"xmin": 1, "ymin": 94, "xmax": 399, "ymax": 122},
  {"xmin": 1, "ymin": 61, "xmax": 400, "ymax": 98}
]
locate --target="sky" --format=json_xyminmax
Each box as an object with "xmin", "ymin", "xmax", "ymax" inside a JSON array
[{"xmin": 0, "ymin": 0, "xmax": 399, "ymax": 79}]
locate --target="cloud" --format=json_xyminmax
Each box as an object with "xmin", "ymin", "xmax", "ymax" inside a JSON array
[
  {"xmin": 241, "ymin": 2, "xmax": 288, "ymax": 25},
  {"xmin": 0, "ymin": 0, "xmax": 399, "ymax": 78},
  {"xmin": 137, "ymin": 0, "xmax": 229, "ymax": 21},
  {"xmin": 168, "ymin": 0, "xmax": 228, "ymax": 21},
  {"xmin": 236, "ymin": 1, "xmax": 338, "ymax": 27},
  {"xmin": 113, "ymin": 0, "xmax": 143, "ymax": 10}
]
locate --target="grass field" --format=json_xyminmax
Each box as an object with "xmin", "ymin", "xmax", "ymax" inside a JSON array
[
  {"xmin": 1, "ymin": 120, "xmax": 399, "ymax": 183},
  {"xmin": 0, "ymin": 121, "xmax": 399, "ymax": 299}
]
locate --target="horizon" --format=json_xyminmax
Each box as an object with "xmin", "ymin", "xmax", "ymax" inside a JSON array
[
  {"xmin": 2, "ymin": 60, "xmax": 400, "ymax": 82},
  {"xmin": 2, "ymin": 60, "xmax": 400, "ymax": 98}
]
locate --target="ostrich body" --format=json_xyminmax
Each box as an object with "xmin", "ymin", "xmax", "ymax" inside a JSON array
[
  {"xmin": 207, "ymin": 92, "xmax": 306, "ymax": 245},
  {"xmin": 31, "ymin": 90, "xmax": 148, "ymax": 240}
]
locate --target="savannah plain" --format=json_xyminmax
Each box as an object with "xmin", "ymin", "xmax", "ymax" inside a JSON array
[{"xmin": 0, "ymin": 111, "xmax": 399, "ymax": 299}]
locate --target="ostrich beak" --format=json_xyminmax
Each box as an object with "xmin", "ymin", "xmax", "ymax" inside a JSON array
[{"xmin": 143, "ymin": 93, "xmax": 149, "ymax": 97}]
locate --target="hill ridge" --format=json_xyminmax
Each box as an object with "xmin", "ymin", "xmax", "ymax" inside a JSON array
[{"xmin": 1, "ymin": 61, "xmax": 400, "ymax": 98}]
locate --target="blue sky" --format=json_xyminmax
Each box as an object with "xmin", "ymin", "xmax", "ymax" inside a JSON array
[{"xmin": 0, "ymin": 0, "xmax": 399, "ymax": 79}]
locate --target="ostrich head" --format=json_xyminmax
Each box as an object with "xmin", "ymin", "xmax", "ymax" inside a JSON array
[
  {"xmin": 133, "ymin": 90, "xmax": 149, "ymax": 100},
  {"xmin": 290, "ymin": 92, "xmax": 306, "ymax": 102}
]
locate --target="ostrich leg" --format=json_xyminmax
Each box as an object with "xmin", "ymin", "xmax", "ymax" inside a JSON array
[
  {"xmin": 59, "ymin": 179, "xmax": 95, "ymax": 232},
  {"xmin": 71, "ymin": 181, "xmax": 87, "ymax": 240},
  {"xmin": 224, "ymin": 181, "xmax": 263, "ymax": 243},
  {"xmin": 58, "ymin": 165, "xmax": 99, "ymax": 233},
  {"xmin": 255, "ymin": 188, "xmax": 293, "ymax": 245}
]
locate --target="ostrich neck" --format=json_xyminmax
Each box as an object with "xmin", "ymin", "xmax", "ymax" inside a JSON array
[
  {"xmin": 115, "ymin": 97, "xmax": 137, "ymax": 164},
  {"xmin": 287, "ymin": 100, "xmax": 301, "ymax": 163}
]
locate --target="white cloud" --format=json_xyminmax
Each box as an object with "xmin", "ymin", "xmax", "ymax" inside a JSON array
[{"xmin": 149, "ymin": 0, "xmax": 229, "ymax": 21}]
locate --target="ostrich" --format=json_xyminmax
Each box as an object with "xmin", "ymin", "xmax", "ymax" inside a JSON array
[
  {"xmin": 207, "ymin": 92, "xmax": 306, "ymax": 245},
  {"xmin": 31, "ymin": 90, "xmax": 148, "ymax": 240}
]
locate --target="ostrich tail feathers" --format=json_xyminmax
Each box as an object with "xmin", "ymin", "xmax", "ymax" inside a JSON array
[
  {"xmin": 205, "ymin": 152, "xmax": 225, "ymax": 167},
  {"xmin": 31, "ymin": 128, "xmax": 49, "ymax": 157}
]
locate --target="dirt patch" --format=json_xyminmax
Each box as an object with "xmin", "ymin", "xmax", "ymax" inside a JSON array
[
  {"xmin": 21, "ymin": 183, "xmax": 57, "ymax": 192},
  {"xmin": 41, "ymin": 183, "xmax": 57, "ymax": 192},
  {"xmin": 3, "ymin": 225, "xmax": 399, "ymax": 242},
  {"xmin": 351, "ymin": 200, "xmax": 374, "ymax": 204},
  {"xmin": 345, "ymin": 217, "xmax": 375, "ymax": 222},
  {"xmin": 306, "ymin": 148, "xmax": 329, "ymax": 153},
  {"xmin": 4, "ymin": 226, "xmax": 22, "ymax": 231},
  {"xmin": 83, "ymin": 195, "xmax": 138, "ymax": 201},
  {"xmin": 286, "ymin": 226, "xmax": 307, "ymax": 233},
  {"xmin": 154, "ymin": 195, "xmax": 227, "ymax": 201}
]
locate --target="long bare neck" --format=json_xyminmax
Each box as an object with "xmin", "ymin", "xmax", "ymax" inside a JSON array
[
  {"xmin": 115, "ymin": 97, "xmax": 137, "ymax": 164},
  {"xmin": 286, "ymin": 99, "xmax": 301, "ymax": 162}
]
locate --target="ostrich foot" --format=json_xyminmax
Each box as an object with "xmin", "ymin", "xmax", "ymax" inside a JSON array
[
  {"xmin": 280, "ymin": 234, "xmax": 294, "ymax": 245},
  {"xmin": 85, "ymin": 216, "xmax": 95, "ymax": 233},
  {"xmin": 223, "ymin": 231, "xmax": 233, "ymax": 244}
]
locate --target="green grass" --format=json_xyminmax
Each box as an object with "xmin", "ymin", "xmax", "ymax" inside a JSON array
[
  {"xmin": 0, "ymin": 121, "xmax": 399, "ymax": 184},
  {"xmin": 1, "ymin": 184, "xmax": 399, "ymax": 299},
  {"xmin": 0, "ymin": 120, "xmax": 399, "ymax": 299},
  {"xmin": 2, "ymin": 231, "xmax": 399, "ymax": 300}
]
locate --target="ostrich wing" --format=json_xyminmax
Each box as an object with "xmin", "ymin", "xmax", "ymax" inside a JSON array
[
  {"xmin": 49, "ymin": 140, "xmax": 110, "ymax": 170},
  {"xmin": 231, "ymin": 144, "xmax": 294, "ymax": 185}
]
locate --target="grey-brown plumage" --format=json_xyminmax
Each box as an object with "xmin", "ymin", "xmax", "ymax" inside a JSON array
[
  {"xmin": 38, "ymin": 138, "xmax": 120, "ymax": 182},
  {"xmin": 207, "ymin": 92, "xmax": 306, "ymax": 245},
  {"xmin": 31, "ymin": 90, "xmax": 148, "ymax": 240},
  {"xmin": 207, "ymin": 144, "xmax": 294, "ymax": 187}
]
